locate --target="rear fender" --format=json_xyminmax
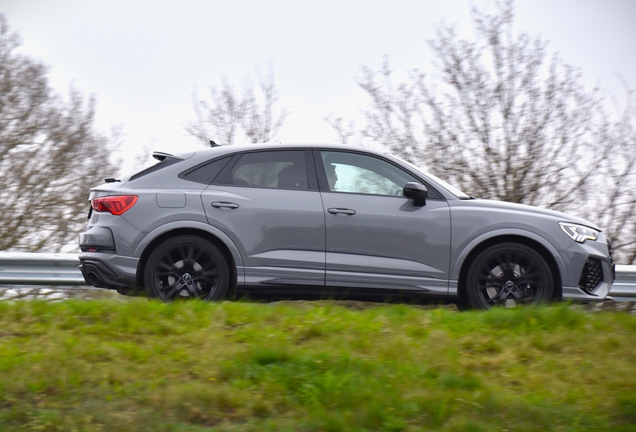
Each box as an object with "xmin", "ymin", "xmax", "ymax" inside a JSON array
[{"xmin": 134, "ymin": 220, "xmax": 244, "ymax": 269}]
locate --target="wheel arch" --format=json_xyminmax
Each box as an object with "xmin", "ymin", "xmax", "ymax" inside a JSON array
[
  {"xmin": 456, "ymin": 234, "xmax": 563, "ymax": 302},
  {"xmin": 135, "ymin": 224, "xmax": 242, "ymax": 295}
]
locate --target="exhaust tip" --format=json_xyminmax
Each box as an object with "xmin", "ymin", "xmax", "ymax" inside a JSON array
[{"xmin": 85, "ymin": 271, "xmax": 100, "ymax": 286}]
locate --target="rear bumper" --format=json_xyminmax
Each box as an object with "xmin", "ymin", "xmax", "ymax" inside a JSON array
[
  {"xmin": 79, "ymin": 226, "xmax": 116, "ymax": 252},
  {"xmin": 78, "ymin": 253, "xmax": 138, "ymax": 290}
]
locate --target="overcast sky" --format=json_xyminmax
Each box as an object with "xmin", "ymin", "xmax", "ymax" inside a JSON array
[{"xmin": 3, "ymin": 0, "xmax": 636, "ymax": 165}]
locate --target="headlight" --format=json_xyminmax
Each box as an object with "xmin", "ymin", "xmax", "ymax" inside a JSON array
[{"xmin": 559, "ymin": 222, "xmax": 599, "ymax": 243}]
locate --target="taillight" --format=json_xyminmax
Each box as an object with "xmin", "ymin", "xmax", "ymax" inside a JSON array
[{"xmin": 91, "ymin": 195, "xmax": 138, "ymax": 215}]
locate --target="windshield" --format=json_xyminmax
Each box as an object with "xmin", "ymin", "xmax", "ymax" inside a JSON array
[{"xmin": 385, "ymin": 154, "xmax": 471, "ymax": 199}]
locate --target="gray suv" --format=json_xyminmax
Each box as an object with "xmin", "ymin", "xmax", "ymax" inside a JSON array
[{"xmin": 79, "ymin": 143, "xmax": 614, "ymax": 308}]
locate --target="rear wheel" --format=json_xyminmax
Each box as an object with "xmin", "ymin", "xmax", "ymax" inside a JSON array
[
  {"xmin": 466, "ymin": 243, "xmax": 553, "ymax": 309},
  {"xmin": 144, "ymin": 235, "xmax": 229, "ymax": 302}
]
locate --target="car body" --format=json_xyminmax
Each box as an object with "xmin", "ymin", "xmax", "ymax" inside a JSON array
[{"xmin": 79, "ymin": 143, "xmax": 614, "ymax": 308}]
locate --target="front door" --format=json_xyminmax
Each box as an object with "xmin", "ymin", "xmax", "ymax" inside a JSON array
[{"xmin": 317, "ymin": 150, "xmax": 451, "ymax": 294}]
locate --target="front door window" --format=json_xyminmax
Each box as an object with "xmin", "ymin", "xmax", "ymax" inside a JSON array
[{"xmin": 320, "ymin": 151, "xmax": 418, "ymax": 196}]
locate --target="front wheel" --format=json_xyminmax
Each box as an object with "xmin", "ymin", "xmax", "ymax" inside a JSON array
[
  {"xmin": 466, "ymin": 243, "xmax": 553, "ymax": 310},
  {"xmin": 144, "ymin": 235, "xmax": 230, "ymax": 302}
]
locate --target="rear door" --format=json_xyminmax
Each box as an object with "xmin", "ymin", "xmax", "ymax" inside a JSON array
[{"xmin": 201, "ymin": 149, "xmax": 326, "ymax": 287}]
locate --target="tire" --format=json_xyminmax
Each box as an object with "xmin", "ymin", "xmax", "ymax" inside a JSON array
[
  {"xmin": 144, "ymin": 235, "xmax": 230, "ymax": 303},
  {"xmin": 466, "ymin": 242, "xmax": 553, "ymax": 310}
]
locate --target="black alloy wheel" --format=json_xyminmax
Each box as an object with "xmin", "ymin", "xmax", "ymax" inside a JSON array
[
  {"xmin": 144, "ymin": 235, "xmax": 230, "ymax": 302},
  {"xmin": 466, "ymin": 243, "xmax": 553, "ymax": 309}
]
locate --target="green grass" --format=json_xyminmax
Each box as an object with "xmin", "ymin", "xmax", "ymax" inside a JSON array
[{"xmin": 0, "ymin": 299, "xmax": 634, "ymax": 431}]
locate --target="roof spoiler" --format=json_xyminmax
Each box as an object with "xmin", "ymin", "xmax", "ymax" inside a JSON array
[{"xmin": 152, "ymin": 151, "xmax": 173, "ymax": 161}]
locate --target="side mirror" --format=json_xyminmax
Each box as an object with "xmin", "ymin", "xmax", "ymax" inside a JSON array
[{"xmin": 403, "ymin": 182, "xmax": 428, "ymax": 206}]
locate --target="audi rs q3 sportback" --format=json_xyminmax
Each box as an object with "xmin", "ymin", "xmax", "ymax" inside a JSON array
[{"xmin": 79, "ymin": 143, "xmax": 614, "ymax": 309}]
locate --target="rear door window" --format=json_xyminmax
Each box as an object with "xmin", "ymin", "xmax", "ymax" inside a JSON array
[{"xmin": 214, "ymin": 150, "xmax": 309, "ymax": 190}]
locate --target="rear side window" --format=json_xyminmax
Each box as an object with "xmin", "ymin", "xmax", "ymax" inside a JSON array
[
  {"xmin": 214, "ymin": 150, "xmax": 308, "ymax": 190},
  {"xmin": 179, "ymin": 156, "xmax": 232, "ymax": 184},
  {"xmin": 129, "ymin": 157, "xmax": 182, "ymax": 181}
]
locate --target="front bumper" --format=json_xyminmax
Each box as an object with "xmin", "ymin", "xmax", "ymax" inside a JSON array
[
  {"xmin": 562, "ymin": 280, "xmax": 612, "ymax": 302},
  {"xmin": 560, "ymin": 237, "xmax": 614, "ymax": 302}
]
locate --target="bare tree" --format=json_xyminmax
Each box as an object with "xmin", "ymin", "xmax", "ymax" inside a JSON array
[
  {"xmin": 188, "ymin": 79, "xmax": 248, "ymax": 146},
  {"xmin": 242, "ymin": 68, "xmax": 289, "ymax": 143},
  {"xmin": 188, "ymin": 65, "xmax": 289, "ymax": 145},
  {"xmin": 324, "ymin": 114, "xmax": 358, "ymax": 145},
  {"xmin": 331, "ymin": 0, "xmax": 636, "ymax": 263},
  {"xmin": 0, "ymin": 14, "xmax": 119, "ymax": 252},
  {"xmin": 356, "ymin": 60, "xmax": 423, "ymax": 161},
  {"xmin": 587, "ymin": 90, "xmax": 636, "ymax": 263}
]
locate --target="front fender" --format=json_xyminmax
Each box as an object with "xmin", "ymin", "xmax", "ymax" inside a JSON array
[{"xmin": 451, "ymin": 228, "xmax": 568, "ymax": 285}]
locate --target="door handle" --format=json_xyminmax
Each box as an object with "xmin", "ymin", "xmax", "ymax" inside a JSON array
[
  {"xmin": 328, "ymin": 208, "xmax": 356, "ymax": 215},
  {"xmin": 211, "ymin": 201, "xmax": 239, "ymax": 209}
]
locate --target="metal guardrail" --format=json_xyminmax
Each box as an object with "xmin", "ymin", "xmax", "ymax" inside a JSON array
[
  {"xmin": 0, "ymin": 253, "xmax": 87, "ymax": 286},
  {"xmin": 611, "ymin": 265, "xmax": 636, "ymax": 301},
  {"xmin": 0, "ymin": 252, "xmax": 635, "ymax": 300}
]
